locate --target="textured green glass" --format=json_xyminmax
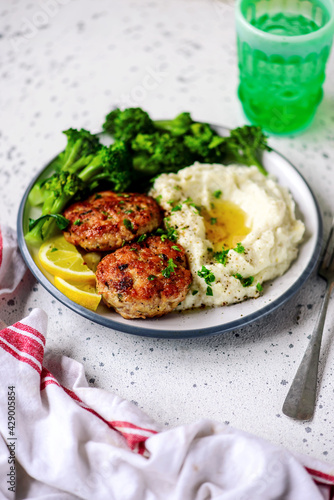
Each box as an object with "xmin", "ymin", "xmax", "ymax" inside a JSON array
[
  {"xmin": 236, "ymin": 0, "xmax": 334, "ymax": 134},
  {"xmin": 237, "ymin": 38, "xmax": 330, "ymax": 134}
]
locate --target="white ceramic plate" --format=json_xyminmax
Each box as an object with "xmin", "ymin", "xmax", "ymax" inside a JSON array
[{"xmin": 17, "ymin": 126, "xmax": 323, "ymax": 338}]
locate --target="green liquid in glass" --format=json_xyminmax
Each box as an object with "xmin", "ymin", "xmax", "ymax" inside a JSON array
[
  {"xmin": 251, "ymin": 13, "xmax": 320, "ymax": 36},
  {"xmin": 238, "ymin": 13, "xmax": 331, "ymax": 134}
]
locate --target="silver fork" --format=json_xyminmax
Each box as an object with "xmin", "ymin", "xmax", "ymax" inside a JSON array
[{"xmin": 282, "ymin": 217, "xmax": 334, "ymax": 421}]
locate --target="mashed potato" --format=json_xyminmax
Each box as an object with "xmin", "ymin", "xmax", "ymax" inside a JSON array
[{"xmin": 149, "ymin": 163, "xmax": 305, "ymax": 310}]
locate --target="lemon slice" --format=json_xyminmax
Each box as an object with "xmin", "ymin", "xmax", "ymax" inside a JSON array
[
  {"xmin": 54, "ymin": 276, "xmax": 101, "ymax": 311},
  {"xmin": 38, "ymin": 235, "xmax": 96, "ymax": 283}
]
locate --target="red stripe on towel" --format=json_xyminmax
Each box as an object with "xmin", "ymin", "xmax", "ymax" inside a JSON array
[
  {"xmin": 40, "ymin": 368, "xmax": 156, "ymax": 453},
  {"xmin": 115, "ymin": 430, "xmax": 149, "ymax": 448},
  {"xmin": 306, "ymin": 467, "xmax": 334, "ymax": 484},
  {"xmin": 109, "ymin": 420, "xmax": 158, "ymax": 435},
  {"xmin": 16, "ymin": 322, "xmax": 46, "ymax": 345},
  {"xmin": 0, "ymin": 339, "xmax": 41, "ymax": 373},
  {"xmin": 1, "ymin": 327, "xmax": 44, "ymax": 366},
  {"xmin": 40, "ymin": 369, "xmax": 60, "ymax": 391}
]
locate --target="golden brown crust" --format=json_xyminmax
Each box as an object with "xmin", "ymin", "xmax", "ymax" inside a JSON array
[
  {"xmin": 62, "ymin": 191, "xmax": 162, "ymax": 252},
  {"xmin": 95, "ymin": 236, "xmax": 192, "ymax": 319}
]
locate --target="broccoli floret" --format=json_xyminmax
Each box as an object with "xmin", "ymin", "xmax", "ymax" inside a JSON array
[
  {"xmin": 183, "ymin": 122, "xmax": 226, "ymax": 163},
  {"xmin": 25, "ymin": 142, "xmax": 134, "ymax": 245},
  {"xmin": 58, "ymin": 128, "xmax": 101, "ymax": 173},
  {"xmin": 25, "ymin": 171, "xmax": 84, "ymax": 244},
  {"xmin": 102, "ymin": 107, "xmax": 269, "ymax": 176},
  {"xmin": 84, "ymin": 141, "xmax": 133, "ymax": 192},
  {"xmin": 131, "ymin": 132, "xmax": 194, "ymax": 175},
  {"xmin": 225, "ymin": 125, "xmax": 270, "ymax": 175},
  {"xmin": 155, "ymin": 112, "xmax": 194, "ymax": 136},
  {"xmin": 41, "ymin": 172, "xmax": 84, "ymax": 214},
  {"xmin": 28, "ymin": 130, "xmax": 99, "ymax": 207},
  {"xmin": 103, "ymin": 108, "xmax": 155, "ymax": 143}
]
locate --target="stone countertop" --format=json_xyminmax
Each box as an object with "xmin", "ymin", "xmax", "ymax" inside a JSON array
[{"xmin": 1, "ymin": 0, "xmax": 334, "ymax": 463}]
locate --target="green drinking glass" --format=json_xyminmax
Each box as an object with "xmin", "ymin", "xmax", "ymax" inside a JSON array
[{"xmin": 235, "ymin": 0, "xmax": 334, "ymax": 134}]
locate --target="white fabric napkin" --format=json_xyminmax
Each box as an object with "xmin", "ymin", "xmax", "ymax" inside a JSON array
[
  {"xmin": 1, "ymin": 225, "xmax": 334, "ymax": 500},
  {"xmin": 0, "ymin": 225, "xmax": 26, "ymax": 298},
  {"xmin": 1, "ymin": 314, "xmax": 334, "ymax": 500}
]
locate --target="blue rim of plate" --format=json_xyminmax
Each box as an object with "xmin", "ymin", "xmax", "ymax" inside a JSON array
[{"xmin": 17, "ymin": 132, "xmax": 323, "ymax": 339}]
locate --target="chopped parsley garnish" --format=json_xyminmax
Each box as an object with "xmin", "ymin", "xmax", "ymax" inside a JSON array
[
  {"xmin": 148, "ymin": 275, "xmax": 156, "ymax": 281},
  {"xmin": 123, "ymin": 209, "xmax": 134, "ymax": 214},
  {"xmin": 137, "ymin": 233, "xmax": 147, "ymax": 242},
  {"xmin": 101, "ymin": 211, "xmax": 109, "ymax": 217},
  {"xmin": 94, "ymin": 194, "xmax": 102, "ymax": 200},
  {"xmin": 51, "ymin": 247, "xmax": 58, "ymax": 253},
  {"xmin": 206, "ymin": 286, "xmax": 213, "ymax": 296},
  {"xmin": 156, "ymin": 220, "xmax": 178, "ymax": 242},
  {"xmin": 183, "ymin": 197, "xmax": 200, "ymax": 212},
  {"xmin": 197, "ymin": 266, "xmax": 215, "ymax": 285},
  {"xmin": 214, "ymin": 243, "xmax": 245, "ymax": 266},
  {"xmin": 213, "ymin": 190, "xmax": 222, "ymax": 199},
  {"xmin": 214, "ymin": 248, "xmax": 229, "ymax": 266},
  {"xmin": 210, "ymin": 218, "xmax": 217, "ymax": 225},
  {"xmin": 155, "ymin": 195, "xmax": 162, "ymax": 204},
  {"xmin": 192, "ymin": 290, "xmax": 198, "ymax": 296},
  {"xmin": 161, "ymin": 231, "xmax": 174, "ymax": 242},
  {"xmin": 234, "ymin": 242, "xmax": 245, "ymax": 253},
  {"xmin": 171, "ymin": 204, "xmax": 182, "ymax": 212},
  {"xmin": 162, "ymin": 258, "xmax": 177, "ymax": 278},
  {"xmin": 123, "ymin": 219, "xmax": 134, "ymax": 230},
  {"xmin": 167, "ymin": 199, "xmax": 175, "ymax": 205},
  {"xmin": 256, "ymin": 282, "xmax": 263, "ymax": 292},
  {"xmin": 171, "ymin": 245, "xmax": 181, "ymax": 251},
  {"xmin": 234, "ymin": 273, "xmax": 254, "ymax": 287},
  {"xmin": 74, "ymin": 219, "xmax": 83, "ymax": 226}
]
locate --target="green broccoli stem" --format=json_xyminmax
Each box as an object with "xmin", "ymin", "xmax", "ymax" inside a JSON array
[
  {"xmin": 28, "ymin": 182, "xmax": 46, "ymax": 207},
  {"xmin": 64, "ymin": 153, "xmax": 97, "ymax": 175},
  {"xmin": 61, "ymin": 139, "xmax": 94, "ymax": 172},
  {"xmin": 26, "ymin": 180, "xmax": 83, "ymax": 245},
  {"xmin": 25, "ymin": 214, "xmax": 70, "ymax": 245},
  {"xmin": 61, "ymin": 140, "xmax": 82, "ymax": 170},
  {"xmin": 24, "ymin": 219, "xmax": 56, "ymax": 245},
  {"xmin": 78, "ymin": 155, "xmax": 104, "ymax": 183},
  {"xmin": 153, "ymin": 119, "xmax": 173, "ymax": 131},
  {"xmin": 25, "ymin": 195, "xmax": 74, "ymax": 245},
  {"xmin": 41, "ymin": 193, "xmax": 73, "ymax": 217},
  {"xmin": 26, "ymin": 160, "xmax": 104, "ymax": 245},
  {"xmin": 25, "ymin": 216, "xmax": 60, "ymax": 245},
  {"xmin": 252, "ymin": 158, "xmax": 267, "ymax": 176}
]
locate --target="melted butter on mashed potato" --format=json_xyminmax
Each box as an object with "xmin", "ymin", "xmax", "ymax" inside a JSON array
[{"xmin": 149, "ymin": 162, "xmax": 305, "ymax": 310}]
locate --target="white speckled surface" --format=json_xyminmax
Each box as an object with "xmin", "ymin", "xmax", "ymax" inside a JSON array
[{"xmin": 1, "ymin": 0, "xmax": 334, "ymax": 463}]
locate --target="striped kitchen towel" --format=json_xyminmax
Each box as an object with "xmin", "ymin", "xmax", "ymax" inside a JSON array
[{"xmin": 0, "ymin": 308, "xmax": 333, "ymax": 500}]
